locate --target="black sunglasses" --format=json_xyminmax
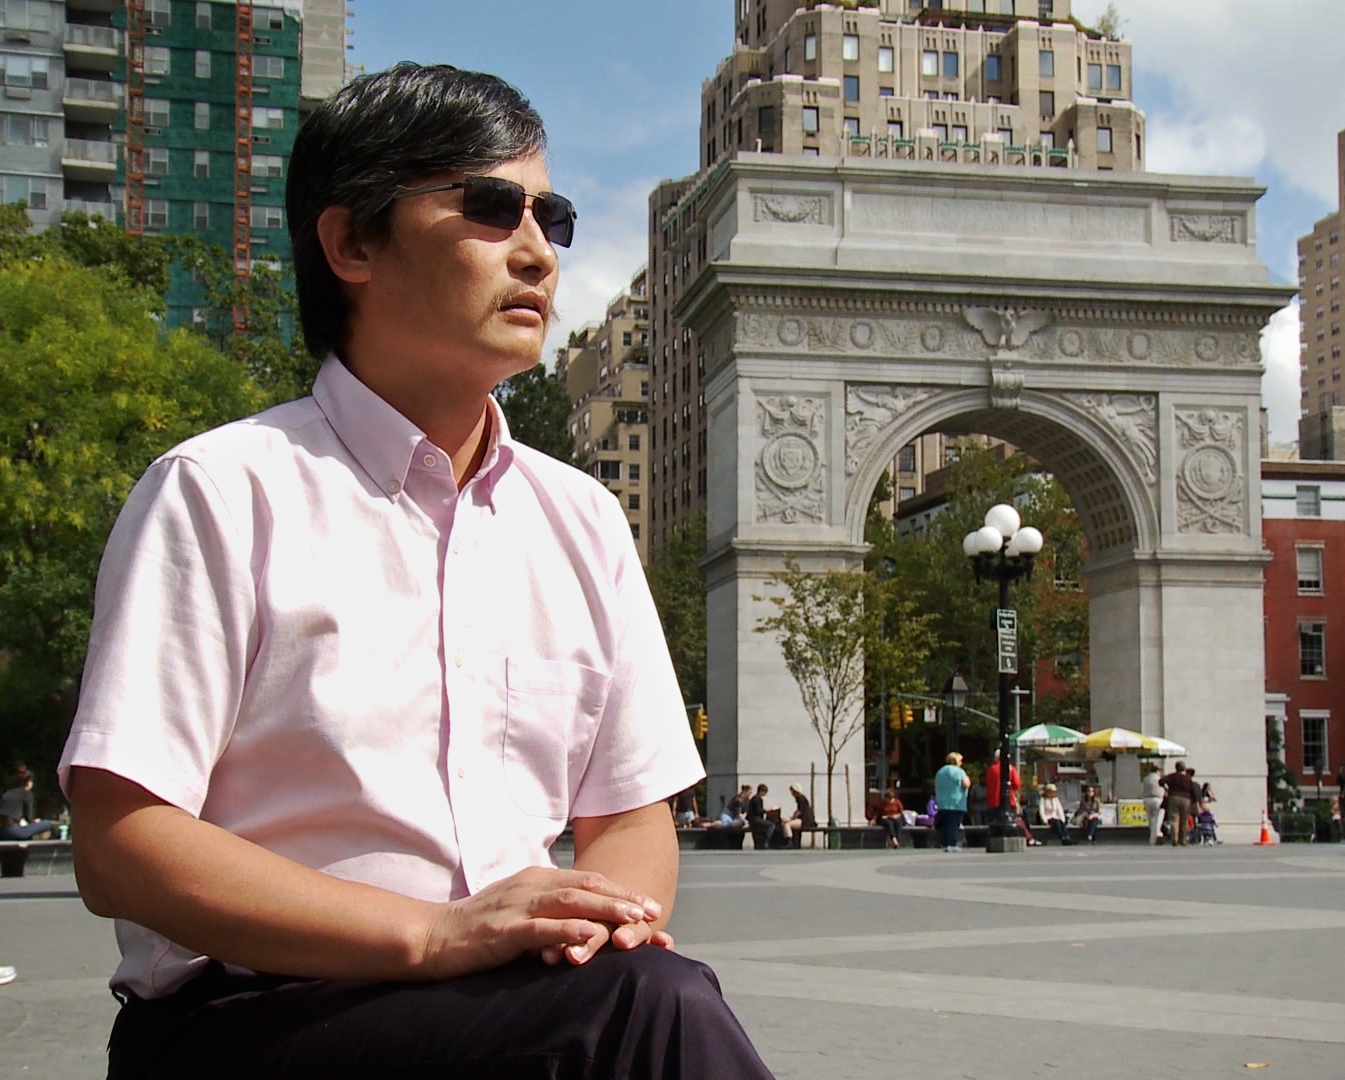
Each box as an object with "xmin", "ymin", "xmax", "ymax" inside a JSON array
[{"xmin": 391, "ymin": 176, "xmax": 577, "ymax": 248}]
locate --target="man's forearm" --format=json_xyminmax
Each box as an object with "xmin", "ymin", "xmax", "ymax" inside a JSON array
[{"xmin": 571, "ymin": 802, "xmax": 679, "ymax": 930}]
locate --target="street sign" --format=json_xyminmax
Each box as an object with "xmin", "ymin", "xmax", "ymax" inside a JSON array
[{"xmin": 996, "ymin": 607, "xmax": 1018, "ymax": 674}]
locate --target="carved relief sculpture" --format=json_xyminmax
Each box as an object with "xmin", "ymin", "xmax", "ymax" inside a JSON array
[
  {"xmin": 989, "ymin": 363, "xmax": 1025, "ymax": 410},
  {"xmin": 1174, "ymin": 408, "xmax": 1246, "ymax": 535},
  {"xmin": 753, "ymin": 195, "xmax": 827, "ymax": 225},
  {"xmin": 756, "ymin": 395, "xmax": 827, "ymax": 524},
  {"xmin": 844, "ymin": 385, "xmax": 936, "ymax": 475},
  {"xmin": 963, "ymin": 307, "xmax": 1053, "ymax": 350},
  {"xmin": 1170, "ymin": 213, "xmax": 1242, "ymax": 244},
  {"xmin": 1065, "ymin": 393, "xmax": 1159, "ymax": 486}
]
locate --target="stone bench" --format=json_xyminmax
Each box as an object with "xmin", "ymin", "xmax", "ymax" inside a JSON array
[{"xmin": 0, "ymin": 838, "xmax": 73, "ymax": 877}]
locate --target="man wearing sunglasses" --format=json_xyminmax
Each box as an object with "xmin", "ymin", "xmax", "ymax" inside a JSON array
[{"xmin": 59, "ymin": 63, "xmax": 776, "ymax": 1080}]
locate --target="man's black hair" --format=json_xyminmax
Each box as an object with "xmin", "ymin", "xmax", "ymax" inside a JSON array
[{"xmin": 285, "ymin": 62, "xmax": 547, "ymax": 360}]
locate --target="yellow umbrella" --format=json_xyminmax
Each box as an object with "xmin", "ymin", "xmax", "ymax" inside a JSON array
[{"xmin": 1081, "ymin": 727, "xmax": 1147, "ymax": 751}]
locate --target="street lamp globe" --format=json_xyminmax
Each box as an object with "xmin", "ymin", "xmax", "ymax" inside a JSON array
[
  {"xmin": 1006, "ymin": 525, "xmax": 1044, "ymax": 557},
  {"xmin": 984, "ymin": 503, "xmax": 1020, "ymax": 539},
  {"xmin": 974, "ymin": 525, "xmax": 1004, "ymax": 555}
]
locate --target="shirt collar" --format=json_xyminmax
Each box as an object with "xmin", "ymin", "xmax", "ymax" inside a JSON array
[{"xmin": 312, "ymin": 356, "xmax": 516, "ymax": 502}]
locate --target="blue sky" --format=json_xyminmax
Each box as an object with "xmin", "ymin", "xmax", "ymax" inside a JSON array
[{"xmin": 349, "ymin": 0, "xmax": 1344, "ymax": 448}]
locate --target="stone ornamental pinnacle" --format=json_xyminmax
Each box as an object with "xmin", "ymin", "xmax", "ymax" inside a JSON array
[{"xmin": 648, "ymin": 0, "xmax": 1144, "ymax": 552}]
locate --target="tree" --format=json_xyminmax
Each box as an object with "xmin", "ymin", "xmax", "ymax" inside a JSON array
[
  {"xmin": 1095, "ymin": 2, "xmax": 1125, "ymax": 39},
  {"xmin": 646, "ymin": 513, "xmax": 707, "ymax": 708},
  {"xmin": 495, "ymin": 360, "xmax": 575, "ymax": 463},
  {"xmin": 756, "ymin": 557, "xmax": 936, "ymax": 822},
  {"xmin": 0, "ymin": 254, "xmax": 264, "ymax": 777}
]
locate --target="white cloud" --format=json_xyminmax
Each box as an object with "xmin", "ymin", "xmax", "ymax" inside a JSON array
[
  {"xmin": 543, "ymin": 174, "xmax": 654, "ymax": 369},
  {"xmin": 1073, "ymin": 0, "xmax": 1344, "ymax": 204},
  {"xmin": 1261, "ymin": 301, "xmax": 1302, "ymax": 449}
]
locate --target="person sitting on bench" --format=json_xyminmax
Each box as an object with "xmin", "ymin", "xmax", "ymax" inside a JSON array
[{"xmin": 0, "ymin": 766, "xmax": 56, "ymax": 841}]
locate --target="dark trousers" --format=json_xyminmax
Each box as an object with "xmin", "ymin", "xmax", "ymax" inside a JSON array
[
  {"xmin": 937, "ymin": 808, "xmax": 965, "ymax": 849},
  {"xmin": 1044, "ymin": 818, "xmax": 1071, "ymax": 844},
  {"xmin": 108, "ymin": 946, "xmax": 776, "ymax": 1080},
  {"xmin": 1167, "ymin": 795, "xmax": 1191, "ymax": 845}
]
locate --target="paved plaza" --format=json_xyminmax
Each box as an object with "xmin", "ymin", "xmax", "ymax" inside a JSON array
[{"xmin": 2, "ymin": 843, "xmax": 1343, "ymax": 1079}]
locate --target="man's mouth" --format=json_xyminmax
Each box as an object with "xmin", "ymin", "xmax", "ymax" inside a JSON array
[{"xmin": 500, "ymin": 292, "xmax": 549, "ymax": 320}]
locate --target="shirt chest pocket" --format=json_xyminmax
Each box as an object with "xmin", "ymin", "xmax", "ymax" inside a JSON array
[{"xmin": 503, "ymin": 658, "xmax": 613, "ymax": 819}]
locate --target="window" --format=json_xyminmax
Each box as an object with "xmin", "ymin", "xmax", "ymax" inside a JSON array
[
  {"xmin": 254, "ymin": 55, "xmax": 285, "ymax": 79},
  {"xmin": 933, "ymin": 123, "xmax": 948, "ymax": 141},
  {"xmin": 842, "ymin": 34, "xmax": 859, "ymax": 61},
  {"xmin": 999, "ymin": 126, "xmax": 1014, "ymax": 143},
  {"xmin": 262, "ymin": 9, "xmax": 284, "ymax": 30},
  {"xmin": 1300, "ymin": 622, "xmax": 1326, "ymax": 678},
  {"xmin": 628, "ymin": 463, "xmax": 640, "ymax": 482},
  {"xmin": 146, "ymin": 147, "xmax": 169, "ymax": 176},
  {"xmin": 1040, "ymin": 90, "xmax": 1054, "ymax": 117},
  {"xmin": 802, "ymin": 105, "xmax": 818, "ymax": 133},
  {"xmin": 193, "ymin": 149, "xmax": 209, "ymax": 178},
  {"xmin": 0, "ymin": 53, "xmax": 48, "ymax": 88},
  {"xmin": 1097, "ymin": 126, "xmax": 1113, "ymax": 154},
  {"xmin": 899, "ymin": 486, "xmax": 916, "ymax": 501},
  {"xmin": 196, "ymin": 2, "xmax": 212, "ymax": 30},
  {"xmin": 597, "ymin": 460, "xmax": 621, "ymax": 481},
  {"xmin": 887, "ymin": 120, "xmax": 904, "ymax": 138},
  {"xmin": 0, "ymin": 173, "xmax": 48, "ymax": 208},
  {"xmin": 844, "ymin": 116, "xmax": 860, "ymax": 136},
  {"xmin": 943, "ymin": 51, "xmax": 959, "ymax": 78},
  {"xmin": 1297, "ymin": 485, "xmax": 1322, "ymax": 517},
  {"xmin": 245, "ymin": 154, "xmax": 281, "ymax": 180},
  {"xmin": 628, "ymin": 434, "xmax": 640, "ymax": 452},
  {"xmin": 628, "ymin": 494, "xmax": 641, "ymax": 511},
  {"xmin": 878, "ymin": 45, "xmax": 893, "ymax": 73},
  {"xmin": 0, "ymin": 1, "xmax": 52, "ymax": 32},
  {"xmin": 250, "ymin": 204, "xmax": 283, "ymax": 229},
  {"xmin": 194, "ymin": 100, "xmax": 210, "ymax": 129},
  {"xmin": 921, "ymin": 50, "xmax": 938, "ymax": 77},
  {"xmin": 1087, "ymin": 62, "xmax": 1102, "ymax": 91},
  {"xmin": 1297, "ymin": 546, "xmax": 1324, "ymax": 593},
  {"xmin": 146, "ymin": 198, "xmax": 169, "ymax": 229},
  {"xmin": 1039, "ymin": 50, "xmax": 1054, "ymax": 78},
  {"xmin": 985, "ymin": 54, "xmax": 1001, "ymax": 81},
  {"xmin": 757, "ymin": 104, "xmax": 774, "ymax": 138},
  {"xmin": 147, "ymin": 0, "xmax": 171, "ymax": 26},
  {"xmin": 193, "ymin": 201, "xmax": 209, "ymax": 231},
  {"xmin": 195, "ymin": 50, "xmax": 211, "ymax": 79},
  {"xmin": 843, "ymin": 74, "xmax": 859, "ymax": 102},
  {"xmin": 1106, "ymin": 64, "xmax": 1122, "ymax": 92},
  {"xmin": 0, "ymin": 112, "xmax": 48, "ymax": 146},
  {"xmin": 145, "ymin": 97, "xmax": 170, "ymax": 127},
  {"xmin": 879, "ymin": 86, "xmax": 894, "ymax": 97},
  {"xmin": 1038, "ymin": 0, "xmax": 1054, "ymax": 17},
  {"xmin": 1302, "ymin": 714, "xmax": 1328, "ymax": 772},
  {"xmin": 1039, "ymin": 131, "xmax": 1055, "ymax": 149},
  {"xmin": 630, "ymin": 523, "xmax": 640, "ymax": 540},
  {"xmin": 897, "ymin": 445, "xmax": 916, "ymax": 472},
  {"xmin": 802, "ymin": 147, "xmax": 820, "ymax": 156},
  {"xmin": 804, "ymin": 32, "xmax": 817, "ymax": 61},
  {"xmin": 252, "ymin": 107, "xmax": 285, "ymax": 129}
]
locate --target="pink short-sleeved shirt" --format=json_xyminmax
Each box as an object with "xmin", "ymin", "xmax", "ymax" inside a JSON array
[{"xmin": 59, "ymin": 357, "xmax": 703, "ymax": 998}]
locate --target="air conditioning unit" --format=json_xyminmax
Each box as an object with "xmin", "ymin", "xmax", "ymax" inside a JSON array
[{"xmin": 144, "ymin": 126, "xmax": 163, "ymax": 136}]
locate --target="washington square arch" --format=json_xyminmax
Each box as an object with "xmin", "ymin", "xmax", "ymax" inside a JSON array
[{"xmin": 676, "ymin": 154, "xmax": 1293, "ymax": 840}]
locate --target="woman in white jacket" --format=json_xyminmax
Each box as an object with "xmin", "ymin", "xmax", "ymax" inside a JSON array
[{"xmin": 1037, "ymin": 783, "xmax": 1073, "ymax": 844}]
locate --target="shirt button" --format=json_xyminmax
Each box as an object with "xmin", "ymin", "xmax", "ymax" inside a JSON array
[
  {"xmin": 386, "ymin": 479, "xmax": 401, "ymax": 495},
  {"xmin": 452, "ymin": 541, "xmax": 460, "ymax": 555},
  {"xmin": 457, "ymin": 766, "xmax": 465, "ymax": 778},
  {"xmin": 454, "ymin": 653, "xmax": 464, "ymax": 667},
  {"xmin": 423, "ymin": 454, "xmax": 437, "ymax": 468}
]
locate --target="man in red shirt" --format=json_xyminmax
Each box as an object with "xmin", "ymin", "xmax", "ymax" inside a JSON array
[{"xmin": 984, "ymin": 750, "xmax": 1021, "ymax": 814}]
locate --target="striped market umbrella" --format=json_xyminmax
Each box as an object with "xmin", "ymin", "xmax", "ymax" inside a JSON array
[
  {"xmin": 1080, "ymin": 727, "xmax": 1148, "ymax": 751},
  {"xmin": 1011, "ymin": 723, "xmax": 1085, "ymax": 747}
]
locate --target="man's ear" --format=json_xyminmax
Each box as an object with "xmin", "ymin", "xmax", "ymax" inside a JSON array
[{"xmin": 316, "ymin": 205, "xmax": 374, "ymax": 284}]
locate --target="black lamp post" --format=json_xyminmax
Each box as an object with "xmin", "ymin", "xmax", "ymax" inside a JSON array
[
  {"xmin": 963, "ymin": 504, "xmax": 1043, "ymax": 849},
  {"xmin": 942, "ymin": 672, "xmax": 968, "ymax": 752}
]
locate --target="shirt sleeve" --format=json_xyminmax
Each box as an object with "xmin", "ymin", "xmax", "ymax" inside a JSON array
[
  {"xmin": 570, "ymin": 496, "xmax": 704, "ymax": 820},
  {"xmin": 58, "ymin": 455, "xmax": 256, "ymax": 816}
]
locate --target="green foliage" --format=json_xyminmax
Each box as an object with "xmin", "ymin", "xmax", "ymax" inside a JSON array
[
  {"xmin": 495, "ymin": 360, "xmax": 576, "ymax": 463},
  {"xmin": 1095, "ymin": 2, "xmax": 1125, "ymax": 39},
  {"xmin": 869, "ymin": 447, "xmax": 1091, "ymax": 732},
  {"xmin": 1265, "ymin": 721, "xmax": 1299, "ymax": 809},
  {"xmin": 0, "ymin": 254, "xmax": 264, "ymax": 773},
  {"xmin": 647, "ymin": 513, "xmax": 707, "ymax": 707},
  {"xmin": 756, "ymin": 556, "xmax": 937, "ymax": 821},
  {"xmin": 170, "ymin": 236, "xmax": 318, "ymax": 403}
]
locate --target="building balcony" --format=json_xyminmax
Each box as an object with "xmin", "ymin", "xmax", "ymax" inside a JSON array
[
  {"xmin": 61, "ymin": 138, "xmax": 117, "ymax": 181},
  {"xmin": 62, "ymin": 77, "xmax": 118, "ymax": 123},
  {"xmin": 63, "ymin": 24, "xmax": 120, "ymax": 72},
  {"xmin": 63, "ymin": 197, "xmax": 117, "ymax": 221},
  {"xmin": 65, "ymin": 0, "xmax": 119, "ymax": 12}
]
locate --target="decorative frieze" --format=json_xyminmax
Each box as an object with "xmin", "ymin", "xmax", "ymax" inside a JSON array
[
  {"xmin": 963, "ymin": 307, "xmax": 1053, "ymax": 350},
  {"xmin": 844, "ymin": 385, "xmax": 936, "ymax": 475},
  {"xmin": 756, "ymin": 395, "xmax": 827, "ymax": 524},
  {"xmin": 1170, "ymin": 213, "xmax": 1242, "ymax": 244},
  {"xmin": 1064, "ymin": 393, "xmax": 1159, "ymax": 486},
  {"xmin": 753, "ymin": 194, "xmax": 830, "ymax": 225},
  {"xmin": 1175, "ymin": 408, "xmax": 1246, "ymax": 535}
]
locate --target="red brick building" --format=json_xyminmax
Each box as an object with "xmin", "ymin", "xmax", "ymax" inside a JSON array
[{"xmin": 1263, "ymin": 460, "xmax": 1345, "ymax": 796}]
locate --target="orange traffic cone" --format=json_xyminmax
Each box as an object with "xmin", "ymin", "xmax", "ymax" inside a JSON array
[{"xmin": 1255, "ymin": 810, "xmax": 1277, "ymax": 846}]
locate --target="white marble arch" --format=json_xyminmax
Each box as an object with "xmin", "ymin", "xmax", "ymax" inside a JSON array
[{"xmin": 678, "ymin": 154, "xmax": 1294, "ymax": 838}]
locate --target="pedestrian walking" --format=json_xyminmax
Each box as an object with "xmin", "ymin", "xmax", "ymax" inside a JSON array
[
  {"xmin": 934, "ymin": 753, "xmax": 971, "ymax": 852},
  {"xmin": 1141, "ymin": 762, "xmax": 1165, "ymax": 845},
  {"xmin": 1160, "ymin": 761, "xmax": 1198, "ymax": 847}
]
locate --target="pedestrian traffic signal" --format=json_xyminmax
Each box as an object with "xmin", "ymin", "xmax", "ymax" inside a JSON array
[{"xmin": 694, "ymin": 707, "xmax": 708, "ymax": 740}]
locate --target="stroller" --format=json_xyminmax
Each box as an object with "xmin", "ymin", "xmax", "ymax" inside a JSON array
[{"xmin": 1195, "ymin": 805, "xmax": 1219, "ymax": 846}]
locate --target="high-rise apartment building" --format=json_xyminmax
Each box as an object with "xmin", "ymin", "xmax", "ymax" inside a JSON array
[
  {"xmin": 560, "ymin": 267, "xmax": 652, "ymax": 562},
  {"xmin": 1297, "ymin": 130, "xmax": 1345, "ymax": 460},
  {"xmin": 647, "ymin": 0, "xmax": 1143, "ymax": 551},
  {"xmin": 0, "ymin": 1, "xmax": 348, "ymax": 324}
]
